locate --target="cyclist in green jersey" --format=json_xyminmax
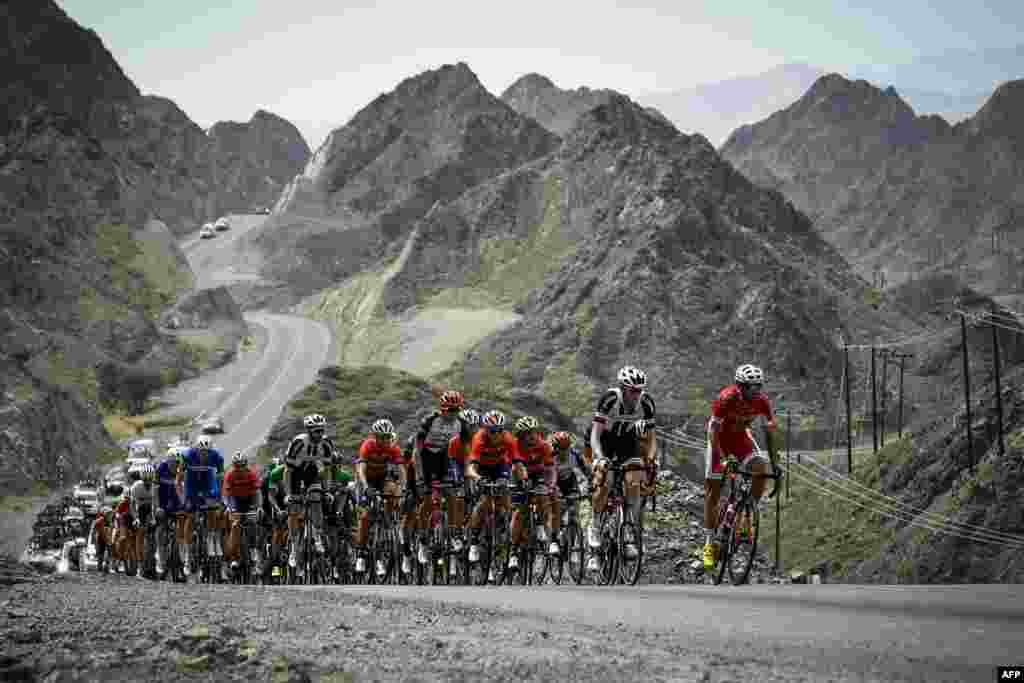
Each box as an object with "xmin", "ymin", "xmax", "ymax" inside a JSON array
[{"xmin": 261, "ymin": 459, "xmax": 289, "ymax": 577}]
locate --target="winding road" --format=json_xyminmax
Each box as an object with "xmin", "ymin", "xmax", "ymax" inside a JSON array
[{"xmin": 161, "ymin": 215, "xmax": 332, "ymax": 457}]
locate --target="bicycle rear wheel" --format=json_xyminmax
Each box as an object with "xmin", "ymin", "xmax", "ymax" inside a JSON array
[
  {"xmin": 597, "ymin": 523, "xmax": 618, "ymax": 586},
  {"xmin": 727, "ymin": 498, "xmax": 760, "ymax": 586},
  {"xmin": 561, "ymin": 521, "xmax": 585, "ymax": 585}
]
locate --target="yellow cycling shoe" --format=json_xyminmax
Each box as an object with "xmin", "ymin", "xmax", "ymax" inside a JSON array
[{"xmin": 702, "ymin": 542, "xmax": 719, "ymax": 569}]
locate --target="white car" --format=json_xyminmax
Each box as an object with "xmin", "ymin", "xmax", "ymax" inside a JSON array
[
  {"xmin": 200, "ymin": 224, "xmax": 216, "ymax": 239},
  {"xmin": 214, "ymin": 217, "xmax": 230, "ymax": 231}
]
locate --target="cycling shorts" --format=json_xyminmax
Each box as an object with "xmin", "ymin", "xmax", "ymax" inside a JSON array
[
  {"xmin": 229, "ymin": 498, "xmax": 257, "ymax": 515},
  {"xmin": 704, "ymin": 436, "xmax": 770, "ymax": 481},
  {"xmin": 556, "ymin": 469, "xmax": 578, "ymax": 499},
  {"xmin": 512, "ymin": 473, "xmax": 547, "ymax": 506},
  {"xmin": 185, "ymin": 495, "xmax": 222, "ymax": 513},
  {"xmin": 475, "ymin": 463, "xmax": 510, "ymax": 484},
  {"xmin": 448, "ymin": 459, "xmax": 465, "ymax": 483},
  {"xmin": 418, "ymin": 446, "xmax": 448, "ymax": 484},
  {"xmin": 596, "ymin": 432, "xmax": 643, "ymax": 467},
  {"xmin": 287, "ymin": 461, "xmax": 320, "ymax": 496}
]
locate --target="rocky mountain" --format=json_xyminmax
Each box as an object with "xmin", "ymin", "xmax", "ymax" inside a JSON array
[
  {"xmin": 206, "ymin": 111, "xmax": 311, "ymax": 214},
  {"xmin": 849, "ymin": 44, "xmax": 1024, "ymax": 99},
  {"xmin": 500, "ymin": 74, "xmax": 618, "ymax": 136},
  {"xmin": 371, "ymin": 92, "xmax": 916, "ymax": 420},
  {"xmin": 242, "ymin": 62, "xmax": 559, "ymax": 301},
  {"xmin": 0, "ymin": 0, "xmax": 264, "ymax": 494},
  {"xmin": 720, "ymin": 74, "xmax": 1024, "ymax": 294},
  {"xmin": 636, "ymin": 64, "xmax": 825, "ymax": 147}
]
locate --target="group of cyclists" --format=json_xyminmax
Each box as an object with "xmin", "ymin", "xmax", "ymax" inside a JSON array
[{"xmin": 87, "ymin": 361, "xmax": 782, "ymax": 582}]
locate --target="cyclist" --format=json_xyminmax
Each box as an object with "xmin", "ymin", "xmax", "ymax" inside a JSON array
[
  {"xmin": 181, "ymin": 435, "xmax": 226, "ymax": 565},
  {"xmin": 702, "ymin": 364, "xmax": 780, "ymax": 570},
  {"xmin": 466, "ymin": 410, "xmax": 521, "ymax": 565},
  {"xmin": 321, "ymin": 449, "xmax": 354, "ymax": 578},
  {"xmin": 354, "ymin": 418, "xmax": 403, "ymax": 576},
  {"xmin": 510, "ymin": 416, "xmax": 559, "ymax": 561},
  {"xmin": 89, "ymin": 506, "xmax": 112, "ymax": 572},
  {"xmin": 283, "ymin": 414, "xmax": 335, "ymax": 576},
  {"xmin": 155, "ymin": 446, "xmax": 186, "ymax": 575},
  {"xmin": 445, "ymin": 407, "xmax": 480, "ymax": 561},
  {"xmin": 587, "ymin": 365, "xmax": 657, "ymax": 572},
  {"xmin": 548, "ymin": 431, "xmax": 590, "ymax": 550},
  {"xmin": 111, "ymin": 492, "xmax": 132, "ymax": 569},
  {"xmin": 409, "ymin": 391, "xmax": 475, "ymax": 573},
  {"xmin": 260, "ymin": 457, "xmax": 289, "ymax": 579},
  {"xmin": 128, "ymin": 464, "xmax": 158, "ymax": 577},
  {"xmin": 223, "ymin": 451, "xmax": 264, "ymax": 576}
]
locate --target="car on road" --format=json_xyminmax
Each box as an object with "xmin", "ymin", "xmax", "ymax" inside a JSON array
[
  {"xmin": 256, "ymin": 206, "xmax": 271, "ymax": 215},
  {"xmin": 200, "ymin": 416, "xmax": 225, "ymax": 434},
  {"xmin": 200, "ymin": 224, "xmax": 216, "ymax": 239},
  {"xmin": 214, "ymin": 217, "xmax": 230, "ymax": 231}
]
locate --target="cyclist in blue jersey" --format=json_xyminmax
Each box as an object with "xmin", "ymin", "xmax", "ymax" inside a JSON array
[
  {"xmin": 181, "ymin": 435, "xmax": 226, "ymax": 562},
  {"xmin": 155, "ymin": 446, "xmax": 187, "ymax": 575}
]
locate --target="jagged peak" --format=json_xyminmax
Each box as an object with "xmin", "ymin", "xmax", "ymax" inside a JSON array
[
  {"xmin": 562, "ymin": 91, "xmax": 697, "ymax": 153},
  {"xmin": 964, "ymin": 78, "xmax": 1024, "ymax": 139},
  {"xmin": 503, "ymin": 73, "xmax": 558, "ymax": 95}
]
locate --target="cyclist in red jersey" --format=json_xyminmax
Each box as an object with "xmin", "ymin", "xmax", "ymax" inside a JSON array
[
  {"xmin": 510, "ymin": 416, "xmax": 560, "ymax": 561},
  {"xmin": 702, "ymin": 364, "xmax": 781, "ymax": 569},
  {"xmin": 354, "ymin": 419, "xmax": 403, "ymax": 577},
  {"xmin": 465, "ymin": 410, "xmax": 521, "ymax": 564}
]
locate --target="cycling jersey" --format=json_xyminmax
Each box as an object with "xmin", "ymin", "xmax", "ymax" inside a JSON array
[
  {"xmin": 128, "ymin": 480, "xmax": 157, "ymax": 522},
  {"xmin": 320, "ymin": 464, "xmax": 353, "ymax": 490},
  {"xmin": 519, "ymin": 438, "xmax": 554, "ymax": 476},
  {"xmin": 223, "ymin": 466, "xmax": 261, "ymax": 510},
  {"xmin": 468, "ymin": 431, "xmax": 522, "ymax": 467},
  {"xmin": 285, "ymin": 434, "xmax": 335, "ymax": 467},
  {"xmin": 415, "ymin": 410, "xmax": 474, "ymax": 451},
  {"xmin": 592, "ymin": 388, "xmax": 656, "ymax": 464},
  {"xmin": 261, "ymin": 464, "xmax": 287, "ymax": 512},
  {"xmin": 182, "ymin": 448, "xmax": 225, "ymax": 500},
  {"xmin": 705, "ymin": 384, "xmax": 775, "ymax": 479},
  {"xmin": 357, "ymin": 437, "xmax": 402, "ymax": 479},
  {"xmin": 155, "ymin": 455, "xmax": 184, "ymax": 512}
]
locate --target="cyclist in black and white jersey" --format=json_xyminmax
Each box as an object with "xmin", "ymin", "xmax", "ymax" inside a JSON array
[
  {"xmin": 587, "ymin": 365, "xmax": 657, "ymax": 571},
  {"xmin": 283, "ymin": 413, "xmax": 336, "ymax": 575}
]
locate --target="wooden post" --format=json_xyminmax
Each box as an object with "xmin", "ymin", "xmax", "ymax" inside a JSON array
[
  {"xmin": 871, "ymin": 346, "xmax": 878, "ymax": 455},
  {"xmin": 960, "ymin": 313, "xmax": 974, "ymax": 474},
  {"xmin": 845, "ymin": 345, "xmax": 853, "ymax": 475},
  {"xmin": 991, "ymin": 307, "xmax": 1005, "ymax": 459},
  {"xmin": 880, "ymin": 349, "xmax": 889, "ymax": 448}
]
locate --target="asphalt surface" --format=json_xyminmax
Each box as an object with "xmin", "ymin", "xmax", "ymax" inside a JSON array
[
  {"xmin": 162, "ymin": 214, "xmax": 333, "ymax": 458},
  {"xmin": 288, "ymin": 583, "xmax": 1024, "ymax": 682}
]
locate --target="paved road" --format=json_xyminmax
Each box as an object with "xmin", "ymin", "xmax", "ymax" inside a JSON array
[
  {"xmin": 291, "ymin": 583, "xmax": 1024, "ymax": 682},
  {"xmin": 163, "ymin": 214, "xmax": 333, "ymax": 457}
]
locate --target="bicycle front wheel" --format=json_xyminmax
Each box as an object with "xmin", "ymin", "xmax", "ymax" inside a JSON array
[
  {"xmin": 617, "ymin": 520, "xmax": 644, "ymax": 586},
  {"xmin": 727, "ymin": 498, "xmax": 760, "ymax": 586}
]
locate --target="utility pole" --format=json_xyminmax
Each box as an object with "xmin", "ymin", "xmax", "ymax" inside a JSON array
[
  {"xmin": 959, "ymin": 311, "xmax": 974, "ymax": 474},
  {"xmin": 775, "ymin": 470, "xmax": 781, "ymax": 576},
  {"xmin": 880, "ymin": 349, "xmax": 890, "ymax": 447},
  {"xmin": 845, "ymin": 345, "xmax": 853, "ymax": 475},
  {"xmin": 990, "ymin": 307, "xmax": 1006, "ymax": 459},
  {"xmin": 891, "ymin": 352, "xmax": 913, "ymax": 439},
  {"xmin": 871, "ymin": 346, "xmax": 878, "ymax": 455}
]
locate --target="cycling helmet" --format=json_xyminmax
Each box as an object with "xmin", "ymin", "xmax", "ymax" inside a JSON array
[
  {"xmin": 271, "ymin": 456, "xmax": 282, "ymax": 467},
  {"xmin": 734, "ymin": 364, "xmax": 764, "ymax": 385},
  {"xmin": 304, "ymin": 414, "xmax": 327, "ymax": 430},
  {"xmin": 127, "ymin": 466, "xmax": 141, "ymax": 482},
  {"xmin": 514, "ymin": 415, "xmax": 540, "ymax": 434},
  {"xmin": 459, "ymin": 408, "xmax": 480, "ymax": 427},
  {"xmin": 617, "ymin": 365, "xmax": 648, "ymax": 390},
  {"xmin": 482, "ymin": 410, "xmax": 507, "ymax": 431},
  {"xmin": 331, "ymin": 450, "xmax": 347, "ymax": 466},
  {"xmin": 232, "ymin": 451, "xmax": 247, "ymax": 467},
  {"xmin": 550, "ymin": 431, "xmax": 572, "ymax": 450},
  {"xmin": 439, "ymin": 390, "xmax": 464, "ymax": 411},
  {"xmin": 142, "ymin": 464, "xmax": 157, "ymax": 482},
  {"xmin": 196, "ymin": 435, "xmax": 212, "ymax": 450},
  {"xmin": 166, "ymin": 446, "xmax": 178, "ymax": 458},
  {"xmin": 371, "ymin": 418, "xmax": 395, "ymax": 436}
]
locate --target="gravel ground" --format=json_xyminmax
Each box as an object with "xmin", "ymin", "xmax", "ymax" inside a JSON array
[{"xmin": 2, "ymin": 565, "xmax": 879, "ymax": 683}]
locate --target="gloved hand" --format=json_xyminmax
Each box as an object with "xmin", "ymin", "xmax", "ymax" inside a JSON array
[
  {"xmin": 284, "ymin": 494, "xmax": 295, "ymax": 506},
  {"xmin": 273, "ymin": 507, "xmax": 287, "ymax": 523},
  {"xmin": 131, "ymin": 518, "xmax": 140, "ymax": 530},
  {"xmin": 257, "ymin": 508, "xmax": 265, "ymax": 524}
]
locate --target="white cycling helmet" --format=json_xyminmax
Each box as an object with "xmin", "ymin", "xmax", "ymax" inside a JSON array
[
  {"xmin": 460, "ymin": 408, "xmax": 480, "ymax": 426},
  {"xmin": 304, "ymin": 414, "xmax": 327, "ymax": 430},
  {"xmin": 232, "ymin": 450, "xmax": 247, "ymax": 466},
  {"xmin": 617, "ymin": 365, "xmax": 647, "ymax": 390},
  {"xmin": 371, "ymin": 418, "xmax": 395, "ymax": 435},
  {"xmin": 196, "ymin": 435, "xmax": 213, "ymax": 450},
  {"xmin": 734, "ymin": 364, "xmax": 764, "ymax": 385},
  {"xmin": 482, "ymin": 410, "xmax": 507, "ymax": 430}
]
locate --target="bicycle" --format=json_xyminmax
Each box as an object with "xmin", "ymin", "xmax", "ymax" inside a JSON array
[
  {"xmin": 188, "ymin": 502, "xmax": 220, "ymax": 584},
  {"xmin": 158, "ymin": 512, "xmax": 186, "ymax": 583},
  {"xmin": 415, "ymin": 479, "xmax": 463, "ymax": 586},
  {"xmin": 230, "ymin": 510, "xmax": 261, "ymax": 585},
  {"xmin": 710, "ymin": 456, "xmax": 781, "ymax": 586},
  {"xmin": 510, "ymin": 482, "xmax": 553, "ymax": 586},
  {"xmin": 586, "ymin": 464, "xmax": 645, "ymax": 586},
  {"xmin": 355, "ymin": 486, "xmax": 399, "ymax": 585},
  {"xmin": 324, "ymin": 488, "xmax": 355, "ymax": 584},
  {"xmin": 466, "ymin": 479, "xmax": 512, "ymax": 586},
  {"xmin": 551, "ymin": 491, "xmax": 585, "ymax": 585}
]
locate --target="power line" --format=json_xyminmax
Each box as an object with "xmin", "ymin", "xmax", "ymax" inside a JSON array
[{"xmin": 790, "ymin": 458, "xmax": 1024, "ymax": 546}]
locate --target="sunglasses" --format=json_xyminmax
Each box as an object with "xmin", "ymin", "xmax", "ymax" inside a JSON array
[
  {"xmin": 375, "ymin": 432, "xmax": 396, "ymax": 441},
  {"xmin": 622, "ymin": 386, "xmax": 643, "ymax": 395},
  {"xmin": 740, "ymin": 383, "xmax": 763, "ymax": 393},
  {"xmin": 310, "ymin": 429, "xmax": 325, "ymax": 437}
]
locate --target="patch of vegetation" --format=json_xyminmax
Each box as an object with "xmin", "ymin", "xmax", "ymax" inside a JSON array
[
  {"xmin": 175, "ymin": 334, "xmax": 226, "ymax": 371},
  {"xmin": 93, "ymin": 223, "xmax": 191, "ymax": 321},
  {"xmin": 77, "ymin": 286, "xmax": 132, "ymax": 325},
  {"xmin": 760, "ymin": 442, "xmax": 903, "ymax": 577},
  {"xmin": 540, "ymin": 351, "xmax": 596, "ymax": 418},
  {"xmin": 433, "ymin": 350, "xmax": 515, "ymax": 404},
  {"xmin": 45, "ymin": 350, "xmax": 98, "ymax": 405},
  {"xmin": 467, "ymin": 174, "xmax": 574, "ymax": 306},
  {"xmin": 0, "ymin": 482, "xmax": 49, "ymax": 512},
  {"xmin": 240, "ymin": 335, "xmax": 255, "ymax": 353},
  {"xmin": 422, "ymin": 286, "xmax": 508, "ymax": 310},
  {"xmin": 877, "ymin": 436, "xmax": 913, "ymax": 468},
  {"xmin": 11, "ymin": 382, "xmax": 37, "ymax": 402},
  {"xmin": 103, "ymin": 414, "xmax": 146, "ymax": 442}
]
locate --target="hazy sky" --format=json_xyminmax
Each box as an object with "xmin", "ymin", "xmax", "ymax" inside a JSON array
[{"xmin": 59, "ymin": 0, "xmax": 1023, "ymax": 151}]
